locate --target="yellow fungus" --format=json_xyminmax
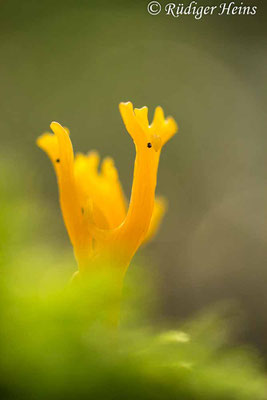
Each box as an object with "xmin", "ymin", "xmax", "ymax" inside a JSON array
[{"xmin": 37, "ymin": 102, "xmax": 178, "ymax": 282}]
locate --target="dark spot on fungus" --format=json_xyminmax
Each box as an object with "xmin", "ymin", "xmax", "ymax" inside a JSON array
[
  {"xmin": 56, "ymin": 158, "xmax": 60, "ymax": 163},
  {"xmin": 81, "ymin": 208, "xmax": 84, "ymax": 215},
  {"xmin": 147, "ymin": 142, "xmax": 152, "ymax": 148}
]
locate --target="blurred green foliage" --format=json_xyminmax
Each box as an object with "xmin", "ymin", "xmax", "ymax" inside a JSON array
[{"xmin": 0, "ymin": 161, "xmax": 266, "ymax": 400}]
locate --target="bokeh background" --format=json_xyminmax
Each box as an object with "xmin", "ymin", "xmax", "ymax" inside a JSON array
[{"xmin": 0, "ymin": 0, "xmax": 266, "ymax": 358}]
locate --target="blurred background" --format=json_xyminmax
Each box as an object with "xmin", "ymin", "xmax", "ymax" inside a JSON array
[{"xmin": 0, "ymin": 0, "xmax": 266, "ymax": 359}]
